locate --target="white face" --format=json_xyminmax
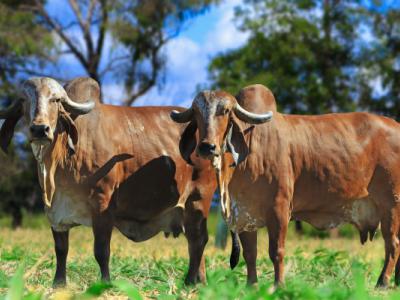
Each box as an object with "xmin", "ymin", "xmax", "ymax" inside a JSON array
[{"xmin": 22, "ymin": 78, "xmax": 64, "ymax": 144}]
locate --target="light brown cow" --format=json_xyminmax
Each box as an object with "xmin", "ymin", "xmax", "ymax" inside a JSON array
[
  {"xmin": 0, "ymin": 76, "xmax": 218, "ymax": 286},
  {"xmin": 171, "ymin": 84, "xmax": 400, "ymax": 288}
]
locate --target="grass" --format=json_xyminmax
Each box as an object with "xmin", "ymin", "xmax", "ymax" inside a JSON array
[{"xmin": 0, "ymin": 214, "xmax": 400, "ymax": 299}]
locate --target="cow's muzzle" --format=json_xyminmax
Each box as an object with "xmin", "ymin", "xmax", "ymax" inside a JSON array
[
  {"xmin": 197, "ymin": 142, "xmax": 219, "ymax": 159},
  {"xmin": 30, "ymin": 124, "xmax": 52, "ymax": 143}
]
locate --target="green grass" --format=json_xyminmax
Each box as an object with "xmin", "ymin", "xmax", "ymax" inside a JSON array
[{"xmin": 0, "ymin": 214, "xmax": 399, "ymax": 299}]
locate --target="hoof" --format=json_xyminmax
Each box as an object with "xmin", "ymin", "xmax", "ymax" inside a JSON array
[
  {"xmin": 184, "ymin": 275, "xmax": 200, "ymax": 286},
  {"xmin": 376, "ymin": 279, "xmax": 389, "ymax": 289},
  {"xmin": 52, "ymin": 279, "xmax": 66, "ymax": 288}
]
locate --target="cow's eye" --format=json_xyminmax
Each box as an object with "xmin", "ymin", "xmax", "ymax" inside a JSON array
[
  {"xmin": 51, "ymin": 98, "xmax": 61, "ymax": 103},
  {"xmin": 216, "ymin": 107, "xmax": 229, "ymax": 116}
]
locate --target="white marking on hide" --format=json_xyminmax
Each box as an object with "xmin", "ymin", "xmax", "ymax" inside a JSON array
[
  {"xmin": 226, "ymin": 196, "xmax": 260, "ymax": 232},
  {"xmin": 46, "ymin": 190, "xmax": 92, "ymax": 231},
  {"xmin": 31, "ymin": 143, "xmax": 52, "ymax": 207}
]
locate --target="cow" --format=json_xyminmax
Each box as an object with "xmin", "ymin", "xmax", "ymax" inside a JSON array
[
  {"xmin": 0, "ymin": 76, "xmax": 223, "ymax": 287},
  {"xmin": 171, "ymin": 84, "xmax": 400, "ymax": 289}
]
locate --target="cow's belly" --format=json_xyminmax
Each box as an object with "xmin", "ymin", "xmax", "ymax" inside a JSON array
[
  {"xmin": 115, "ymin": 206, "xmax": 185, "ymax": 242},
  {"xmin": 45, "ymin": 190, "xmax": 92, "ymax": 232},
  {"xmin": 293, "ymin": 197, "xmax": 380, "ymax": 231}
]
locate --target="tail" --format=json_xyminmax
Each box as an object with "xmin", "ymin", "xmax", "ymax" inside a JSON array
[{"xmin": 229, "ymin": 231, "xmax": 240, "ymax": 269}]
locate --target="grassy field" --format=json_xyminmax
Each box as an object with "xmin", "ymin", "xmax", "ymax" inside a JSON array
[{"xmin": 1, "ymin": 214, "xmax": 400, "ymax": 299}]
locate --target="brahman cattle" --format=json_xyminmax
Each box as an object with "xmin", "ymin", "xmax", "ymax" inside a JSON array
[
  {"xmin": 0, "ymin": 76, "xmax": 219, "ymax": 286},
  {"xmin": 171, "ymin": 84, "xmax": 400, "ymax": 288}
]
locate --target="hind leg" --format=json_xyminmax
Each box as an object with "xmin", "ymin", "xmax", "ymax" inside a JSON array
[
  {"xmin": 266, "ymin": 191, "xmax": 291, "ymax": 287},
  {"xmin": 376, "ymin": 203, "xmax": 400, "ymax": 287},
  {"xmin": 395, "ymin": 248, "xmax": 400, "ymax": 286}
]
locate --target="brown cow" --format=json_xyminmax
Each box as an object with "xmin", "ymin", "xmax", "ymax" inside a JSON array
[
  {"xmin": 171, "ymin": 84, "xmax": 400, "ymax": 288},
  {"xmin": 0, "ymin": 76, "xmax": 218, "ymax": 286}
]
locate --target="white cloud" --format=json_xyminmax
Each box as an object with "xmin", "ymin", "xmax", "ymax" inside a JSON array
[
  {"xmin": 59, "ymin": 0, "xmax": 248, "ymax": 107},
  {"xmin": 133, "ymin": 0, "xmax": 249, "ymax": 107}
]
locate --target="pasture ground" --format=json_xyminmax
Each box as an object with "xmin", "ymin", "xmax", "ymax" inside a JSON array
[{"xmin": 0, "ymin": 213, "xmax": 400, "ymax": 299}]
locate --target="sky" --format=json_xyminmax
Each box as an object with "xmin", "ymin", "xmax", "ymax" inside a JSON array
[
  {"xmin": 43, "ymin": 0, "xmax": 400, "ymax": 108},
  {"xmin": 46, "ymin": 0, "xmax": 248, "ymax": 108}
]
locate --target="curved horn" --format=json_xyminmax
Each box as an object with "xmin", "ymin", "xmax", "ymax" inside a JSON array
[
  {"xmin": 233, "ymin": 103, "xmax": 273, "ymax": 124},
  {"xmin": 61, "ymin": 94, "xmax": 95, "ymax": 115},
  {"xmin": 170, "ymin": 108, "xmax": 193, "ymax": 123}
]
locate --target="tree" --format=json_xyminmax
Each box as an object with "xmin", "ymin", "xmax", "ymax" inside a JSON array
[
  {"xmin": 30, "ymin": 0, "xmax": 217, "ymax": 105},
  {"xmin": 208, "ymin": 0, "xmax": 371, "ymax": 114},
  {"xmin": 0, "ymin": 0, "xmax": 53, "ymax": 100},
  {"xmin": 359, "ymin": 7, "xmax": 400, "ymax": 120}
]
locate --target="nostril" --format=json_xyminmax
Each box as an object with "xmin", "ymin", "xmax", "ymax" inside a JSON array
[
  {"xmin": 198, "ymin": 142, "xmax": 217, "ymax": 155},
  {"xmin": 44, "ymin": 126, "xmax": 50, "ymax": 133}
]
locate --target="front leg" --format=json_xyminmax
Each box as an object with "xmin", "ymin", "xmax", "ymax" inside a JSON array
[
  {"xmin": 239, "ymin": 231, "xmax": 258, "ymax": 285},
  {"xmin": 184, "ymin": 210, "xmax": 209, "ymax": 285},
  {"xmin": 92, "ymin": 212, "xmax": 114, "ymax": 282},
  {"xmin": 52, "ymin": 228, "xmax": 69, "ymax": 287}
]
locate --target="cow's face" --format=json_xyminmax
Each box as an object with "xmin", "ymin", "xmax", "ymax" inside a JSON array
[
  {"xmin": 193, "ymin": 91, "xmax": 235, "ymax": 159},
  {"xmin": 171, "ymin": 90, "xmax": 273, "ymax": 168},
  {"xmin": 0, "ymin": 77, "xmax": 95, "ymax": 155},
  {"xmin": 23, "ymin": 79, "xmax": 65, "ymax": 144}
]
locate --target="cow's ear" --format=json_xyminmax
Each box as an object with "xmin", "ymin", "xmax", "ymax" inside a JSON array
[
  {"xmin": 226, "ymin": 118, "xmax": 248, "ymax": 167},
  {"xmin": 179, "ymin": 120, "xmax": 197, "ymax": 165},
  {"xmin": 0, "ymin": 108, "xmax": 23, "ymax": 154},
  {"xmin": 59, "ymin": 111, "xmax": 78, "ymax": 155}
]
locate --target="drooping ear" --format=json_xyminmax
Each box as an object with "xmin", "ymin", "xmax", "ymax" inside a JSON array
[
  {"xmin": 59, "ymin": 110, "xmax": 78, "ymax": 155},
  {"xmin": 226, "ymin": 118, "xmax": 249, "ymax": 167},
  {"xmin": 179, "ymin": 120, "xmax": 198, "ymax": 165},
  {"xmin": 0, "ymin": 107, "xmax": 23, "ymax": 154}
]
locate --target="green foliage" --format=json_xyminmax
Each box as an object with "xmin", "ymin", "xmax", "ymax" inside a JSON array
[
  {"xmin": 209, "ymin": 0, "xmax": 400, "ymax": 117},
  {"xmin": 0, "ymin": 0, "xmax": 52, "ymax": 98}
]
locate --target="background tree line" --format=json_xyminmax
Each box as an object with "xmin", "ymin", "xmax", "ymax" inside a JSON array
[
  {"xmin": 0, "ymin": 0, "xmax": 399, "ymax": 227},
  {"xmin": 208, "ymin": 0, "xmax": 400, "ymax": 119}
]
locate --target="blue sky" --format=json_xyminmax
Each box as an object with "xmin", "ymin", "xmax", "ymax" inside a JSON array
[
  {"xmin": 44, "ymin": 0, "xmax": 400, "ymax": 108},
  {"xmin": 46, "ymin": 0, "xmax": 248, "ymax": 107}
]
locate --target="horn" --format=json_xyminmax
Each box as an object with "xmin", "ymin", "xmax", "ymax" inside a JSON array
[
  {"xmin": 61, "ymin": 94, "xmax": 95, "ymax": 115},
  {"xmin": 233, "ymin": 103, "xmax": 273, "ymax": 124},
  {"xmin": 170, "ymin": 108, "xmax": 193, "ymax": 123}
]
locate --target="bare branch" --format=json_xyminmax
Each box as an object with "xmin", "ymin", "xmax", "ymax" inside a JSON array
[
  {"xmin": 123, "ymin": 43, "xmax": 164, "ymax": 106},
  {"xmin": 87, "ymin": 0, "xmax": 97, "ymax": 25},
  {"xmin": 99, "ymin": 54, "xmax": 130, "ymax": 77},
  {"xmin": 68, "ymin": 0, "xmax": 94, "ymax": 57},
  {"xmin": 96, "ymin": 0, "xmax": 108, "ymax": 58},
  {"xmin": 34, "ymin": 0, "xmax": 89, "ymax": 70}
]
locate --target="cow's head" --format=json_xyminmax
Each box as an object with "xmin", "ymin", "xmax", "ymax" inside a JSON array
[
  {"xmin": 171, "ymin": 90, "xmax": 272, "ymax": 220},
  {"xmin": 170, "ymin": 90, "xmax": 273, "ymax": 168},
  {"xmin": 0, "ymin": 77, "xmax": 95, "ymax": 156}
]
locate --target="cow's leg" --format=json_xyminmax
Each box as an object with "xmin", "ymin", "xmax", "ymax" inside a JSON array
[
  {"xmin": 52, "ymin": 228, "xmax": 69, "ymax": 287},
  {"xmin": 239, "ymin": 231, "xmax": 258, "ymax": 285},
  {"xmin": 184, "ymin": 210, "xmax": 208, "ymax": 285},
  {"xmin": 377, "ymin": 206, "xmax": 400, "ymax": 288},
  {"xmin": 266, "ymin": 193, "xmax": 291, "ymax": 287},
  {"xmin": 92, "ymin": 212, "xmax": 113, "ymax": 282},
  {"xmin": 395, "ymin": 249, "xmax": 400, "ymax": 286}
]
